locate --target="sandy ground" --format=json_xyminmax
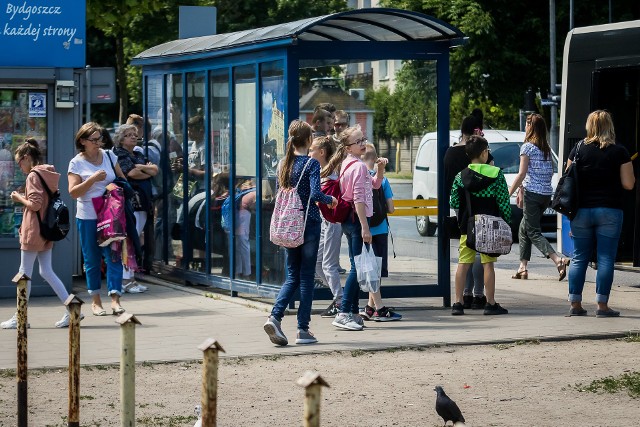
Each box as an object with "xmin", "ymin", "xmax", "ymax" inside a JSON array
[{"xmin": 1, "ymin": 339, "xmax": 639, "ymax": 427}]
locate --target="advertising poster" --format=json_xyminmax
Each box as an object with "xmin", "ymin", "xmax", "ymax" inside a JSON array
[{"xmin": 261, "ymin": 76, "xmax": 284, "ymax": 179}]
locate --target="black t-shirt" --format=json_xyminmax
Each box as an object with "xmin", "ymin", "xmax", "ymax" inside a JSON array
[
  {"xmin": 443, "ymin": 144, "xmax": 494, "ymax": 199},
  {"xmin": 568, "ymin": 142, "xmax": 631, "ymax": 210}
]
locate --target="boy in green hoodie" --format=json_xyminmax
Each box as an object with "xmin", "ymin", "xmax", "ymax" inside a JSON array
[{"xmin": 450, "ymin": 135, "xmax": 511, "ymax": 316}]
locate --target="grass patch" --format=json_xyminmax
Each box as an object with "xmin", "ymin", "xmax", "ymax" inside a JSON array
[
  {"xmin": 79, "ymin": 395, "xmax": 95, "ymax": 400},
  {"xmin": 384, "ymin": 171, "xmax": 413, "ymax": 180},
  {"xmin": 574, "ymin": 371, "xmax": 640, "ymax": 398},
  {"xmin": 204, "ymin": 292, "xmax": 222, "ymax": 300},
  {"xmin": 350, "ymin": 349, "xmax": 365, "ymax": 357},
  {"xmin": 137, "ymin": 415, "xmax": 198, "ymax": 426},
  {"xmin": 264, "ymin": 355, "xmax": 282, "ymax": 362},
  {"xmin": 620, "ymin": 332, "xmax": 640, "ymax": 343},
  {"xmin": 494, "ymin": 343, "xmax": 514, "ymax": 351},
  {"xmin": 515, "ymin": 339, "xmax": 540, "ymax": 346},
  {"xmin": 0, "ymin": 369, "xmax": 15, "ymax": 378}
]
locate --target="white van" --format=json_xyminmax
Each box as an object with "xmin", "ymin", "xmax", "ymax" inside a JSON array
[{"xmin": 412, "ymin": 129, "xmax": 559, "ymax": 239}]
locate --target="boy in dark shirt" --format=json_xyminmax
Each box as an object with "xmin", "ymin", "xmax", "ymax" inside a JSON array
[{"xmin": 450, "ymin": 136, "xmax": 511, "ymax": 316}]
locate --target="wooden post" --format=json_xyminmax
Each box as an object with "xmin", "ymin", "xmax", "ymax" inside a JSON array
[
  {"xmin": 64, "ymin": 294, "xmax": 84, "ymax": 427},
  {"xmin": 116, "ymin": 313, "xmax": 141, "ymax": 427},
  {"xmin": 13, "ymin": 273, "xmax": 30, "ymax": 427},
  {"xmin": 198, "ymin": 338, "xmax": 226, "ymax": 427},
  {"xmin": 395, "ymin": 142, "xmax": 401, "ymax": 172},
  {"xmin": 296, "ymin": 371, "xmax": 330, "ymax": 427}
]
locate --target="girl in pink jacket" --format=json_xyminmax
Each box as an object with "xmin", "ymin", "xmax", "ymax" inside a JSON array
[{"xmin": 1, "ymin": 139, "xmax": 81, "ymax": 329}]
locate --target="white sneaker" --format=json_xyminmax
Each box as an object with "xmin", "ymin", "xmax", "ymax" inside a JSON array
[
  {"xmin": 332, "ymin": 313, "xmax": 363, "ymax": 331},
  {"xmin": 1, "ymin": 313, "xmax": 29, "ymax": 329},
  {"xmin": 55, "ymin": 311, "xmax": 85, "ymax": 328},
  {"xmin": 263, "ymin": 316, "xmax": 288, "ymax": 346},
  {"xmin": 124, "ymin": 281, "xmax": 147, "ymax": 293}
]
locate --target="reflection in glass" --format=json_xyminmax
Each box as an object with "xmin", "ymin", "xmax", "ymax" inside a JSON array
[
  {"xmin": 167, "ymin": 73, "xmax": 184, "ymax": 268},
  {"xmin": 145, "ymin": 75, "xmax": 164, "ymax": 264},
  {"xmin": 233, "ymin": 65, "xmax": 257, "ymax": 280},
  {"xmin": 0, "ymin": 88, "xmax": 46, "ymax": 238},
  {"xmin": 209, "ymin": 69, "xmax": 230, "ymax": 277},
  {"xmin": 260, "ymin": 61, "xmax": 286, "ymax": 285}
]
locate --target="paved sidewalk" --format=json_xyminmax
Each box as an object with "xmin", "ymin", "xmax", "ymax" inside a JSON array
[{"xmin": 1, "ymin": 262, "xmax": 639, "ymax": 370}]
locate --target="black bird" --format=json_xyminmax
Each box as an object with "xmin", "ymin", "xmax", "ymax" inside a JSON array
[{"xmin": 434, "ymin": 385, "xmax": 465, "ymax": 426}]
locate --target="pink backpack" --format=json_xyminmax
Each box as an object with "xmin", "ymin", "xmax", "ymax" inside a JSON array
[{"xmin": 270, "ymin": 159, "xmax": 312, "ymax": 248}]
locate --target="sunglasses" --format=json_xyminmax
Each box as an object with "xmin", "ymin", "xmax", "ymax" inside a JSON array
[{"xmin": 85, "ymin": 136, "xmax": 103, "ymax": 143}]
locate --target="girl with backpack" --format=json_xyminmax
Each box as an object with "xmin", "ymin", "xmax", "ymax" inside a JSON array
[
  {"xmin": 323, "ymin": 125, "xmax": 388, "ymax": 331},
  {"xmin": 1, "ymin": 139, "xmax": 82, "ymax": 329},
  {"xmin": 263, "ymin": 120, "xmax": 337, "ymax": 346}
]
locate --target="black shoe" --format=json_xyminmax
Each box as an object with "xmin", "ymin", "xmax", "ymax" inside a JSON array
[
  {"xmin": 337, "ymin": 267, "xmax": 347, "ymax": 274},
  {"xmin": 451, "ymin": 302, "xmax": 464, "ymax": 316},
  {"xmin": 470, "ymin": 295, "xmax": 487, "ymax": 310},
  {"xmin": 595, "ymin": 308, "xmax": 620, "ymax": 318},
  {"xmin": 320, "ymin": 301, "xmax": 340, "ymax": 318},
  {"xmin": 462, "ymin": 295, "xmax": 473, "ymax": 309},
  {"xmin": 484, "ymin": 302, "xmax": 508, "ymax": 315}
]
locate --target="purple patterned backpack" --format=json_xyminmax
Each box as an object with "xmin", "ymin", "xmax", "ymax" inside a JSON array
[{"xmin": 270, "ymin": 159, "xmax": 312, "ymax": 248}]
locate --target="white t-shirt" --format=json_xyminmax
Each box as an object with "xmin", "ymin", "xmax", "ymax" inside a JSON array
[{"xmin": 68, "ymin": 149, "xmax": 118, "ymax": 220}]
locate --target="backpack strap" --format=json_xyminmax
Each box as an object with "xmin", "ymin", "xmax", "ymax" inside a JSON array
[
  {"xmin": 31, "ymin": 170, "xmax": 53, "ymax": 229},
  {"xmin": 294, "ymin": 158, "xmax": 312, "ymax": 189},
  {"xmin": 338, "ymin": 159, "xmax": 359, "ymax": 180}
]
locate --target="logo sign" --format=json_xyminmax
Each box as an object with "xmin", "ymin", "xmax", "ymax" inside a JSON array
[
  {"xmin": 29, "ymin": 93, "xmax": 46, "ymax": 117},
  {"xmin": 0, "ymin": 1, "xmax": 86, "ymax": 67}
]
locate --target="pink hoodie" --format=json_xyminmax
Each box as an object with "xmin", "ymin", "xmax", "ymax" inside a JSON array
[
  {"xmin": 19, "ymin": 164, "xmax": 60, "ymax": 251},
  {"xmin": 339, "ymin": 154, "xmax": 382, "ymax": 217}
]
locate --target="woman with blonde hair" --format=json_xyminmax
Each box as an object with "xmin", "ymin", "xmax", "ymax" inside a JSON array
[
  {"xmin": 324, "ymin": 125, "xmax": 388, "ymax": 331},
  {"xmin": 263, "ymin": 120, "xmax": 336, "ymax": 346},
  {"xmin": 509, "ymin": 113, "xmax": 569, "ymax": 280},
  {"xmin": 566, "ymin": 110, "xmax": 634, "ymax": 317}
]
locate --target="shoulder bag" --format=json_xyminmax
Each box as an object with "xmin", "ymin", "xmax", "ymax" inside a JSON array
[{"xmin": 551, "ymin": 140, "xmax": 582, "ymax": 220}]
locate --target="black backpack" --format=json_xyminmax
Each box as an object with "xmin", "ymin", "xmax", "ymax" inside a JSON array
[
  {"xmin": 32, "ymin": 171, "xmax": 70, "ymax": 241},
  {"xmin": 369, "ymin": 186, "xmax": 388, "ymax": 227}
]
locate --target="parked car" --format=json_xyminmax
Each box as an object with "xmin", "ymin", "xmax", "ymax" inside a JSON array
[{"xmin": 412, "ymin": 129, "xmax": 559, "ymax": 240}]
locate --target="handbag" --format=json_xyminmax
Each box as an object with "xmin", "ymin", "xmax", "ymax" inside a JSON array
[
  {"xmin": 318, "ymin": 160, "xmax": 358, "ymax": 223},
  {"xmin": 464, "ymin": 189, "xmax": 512, "ymax": 256},
  {"xmin": 551, "ymin": 141, "xmax": 582, "ymax": 220},
  {"xmin": 354, "ymin": 243, "xmax": 382, "ymax": 293},
  {"xmin": 269, "ymin": 159, "xmax": 312, "ymax": 248}
]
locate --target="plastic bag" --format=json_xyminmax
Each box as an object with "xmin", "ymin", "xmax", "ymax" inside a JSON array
[{"xmin": 354, "ymin": 243, "xmax": 382, "ymax": 293}]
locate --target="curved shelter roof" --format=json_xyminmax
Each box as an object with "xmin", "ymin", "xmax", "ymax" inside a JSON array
[{"xmin": 132, "ymin": 8, "xmax": 465, "ymax": 66}]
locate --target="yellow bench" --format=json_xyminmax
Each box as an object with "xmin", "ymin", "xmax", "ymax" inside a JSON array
[{"xmin": 387, "ymin": 199, "xmax": 438, "ymax": 217}]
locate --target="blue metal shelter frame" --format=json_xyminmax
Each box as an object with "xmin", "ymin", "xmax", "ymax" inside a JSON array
[{"xmin": 132, "ymin": 8, "xmax": 466, "ymax": 306}]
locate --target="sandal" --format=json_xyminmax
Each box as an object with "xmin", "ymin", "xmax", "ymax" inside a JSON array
[
  {"xmin": 91, "ymin": 304, "xmax": 107, "ymax": 317},
  {"xmin": 557, "ymin": 258, "xmax": 570, "ymax": 281},
  {"xmin": 111, "ymin": 305, "xmax": 126, "ymax": 315},
  {"xmin": 512, "ymin": 269, "xmax": 528, "ymax": 279}
]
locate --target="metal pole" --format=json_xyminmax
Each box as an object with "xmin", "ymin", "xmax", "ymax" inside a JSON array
[
  {"xmin": 549, "ymin": 0, "xmax": 559, "ymax": 153},
  {"xmin": 65, "ymin": 294, "xmax": 84, "ymax": 427},
  {"xmin": 117, "ymin": 314, "xmax": 140, "ymax": 427},
  {"xmin": 13, "ymin": 273, "xmax": 30, "ymax": 427},
  {"xmin": 85, "ymin": 65, "xmax": 91, "ymax": 123},
  {"xmin": 569, "ymin": 0, "xmax": 574, "ymax": 30},
  {"xmin": 395, "ymin": 142, "xmax": 401, "ymax": 172},
  {"xmin": 296, "ymin": 372, "xmax": 329, "ymax": 427},
  {"xmin": 198, "ymin": 339, "xmax": 226, "ymax": 427}
]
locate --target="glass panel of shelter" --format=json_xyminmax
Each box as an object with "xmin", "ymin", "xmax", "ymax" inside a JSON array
[
  {"xmin": 145, "ymin": 75, "xmax": 163, "ymax": 266},
  {"xmin": 233, "ymin": 65, "xmax": 257, "ymax": 280},
  {"xmin": 260, "ymin": 61, "xmax": 286, "ymax": 285},
  {"xmin": 167, "ymin": 73, "xmax": 184, "ymax": 269}
]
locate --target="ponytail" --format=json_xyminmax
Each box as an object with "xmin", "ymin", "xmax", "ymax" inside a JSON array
[
  {"xmin": 278, "ymin": 120, "xmax": 312, "ymax": 188},
  {"xmin": 15, "ymin": 138, "xmax": 42, "ymax": 166}
]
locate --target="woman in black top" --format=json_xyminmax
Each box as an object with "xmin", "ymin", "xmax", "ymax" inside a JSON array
[
  {"xmin": 566, "ymin": 110, "xmax": 635, "ymax": 318},
  {"xmin": 443, "ymin": 115, "xmax": 493, "ymax": 309}
]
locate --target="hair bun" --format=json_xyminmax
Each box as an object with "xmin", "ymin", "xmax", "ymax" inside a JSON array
[{"xmin": 25, "ymin": 138, "xmax": 39, "ymax": 147}]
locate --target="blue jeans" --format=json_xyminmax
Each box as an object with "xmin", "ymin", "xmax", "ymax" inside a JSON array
[
  {"xmin": 568, "ymin": 207, "xmax": 623, "ymax": 303},
  {"xmin": 77, "ymin": 219, "xmax": 123, "ymax": 296},
  {"xmin": 271, "ymin": 221, "xmax": 321, "ymax": 331},
  {"xmin": 341, "ymin": 215, "xmax": 364, "ymax": 314}
]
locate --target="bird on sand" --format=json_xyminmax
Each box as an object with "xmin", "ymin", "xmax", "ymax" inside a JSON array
[{"xmin": 434, "ymin": 385, "xmax": 466, "ymax": 426}]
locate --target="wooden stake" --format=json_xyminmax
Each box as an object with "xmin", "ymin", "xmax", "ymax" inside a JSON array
[
  {"xmin": 13, "ymin": 272, "xmax": 30, "ymax": 427},
  {"xmin": 116, "ymin": 313, "xmax": 141, "ymax": 427},
  {"xmin": 64, "ymin": 294, "xmax": 84, "ymax": 427},
  {"xmin": 198, "ymin": 338, "xmax": 226, "ymax": 427},
  {"xmin": 296, "ymin": 371, "xmax": 330, "ymax": 427}
]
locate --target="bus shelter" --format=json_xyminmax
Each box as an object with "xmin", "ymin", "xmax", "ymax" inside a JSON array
[{"xmin": 132, "ymin": 8, "xmax": 465, "ymax": 305}]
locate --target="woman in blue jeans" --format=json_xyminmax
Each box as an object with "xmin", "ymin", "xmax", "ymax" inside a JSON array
[
  {"xmin": 566, "ymin": 110, "xmax": 635, "ymax": 317},
  {"xmin": 263, "ymin": 120, "xmax": 336, "ymax": 346}
]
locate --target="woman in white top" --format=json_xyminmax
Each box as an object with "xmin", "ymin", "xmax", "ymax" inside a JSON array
[{"xmin": 68, "ymin": 122, "xmax": 127, "ymax": 316}]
